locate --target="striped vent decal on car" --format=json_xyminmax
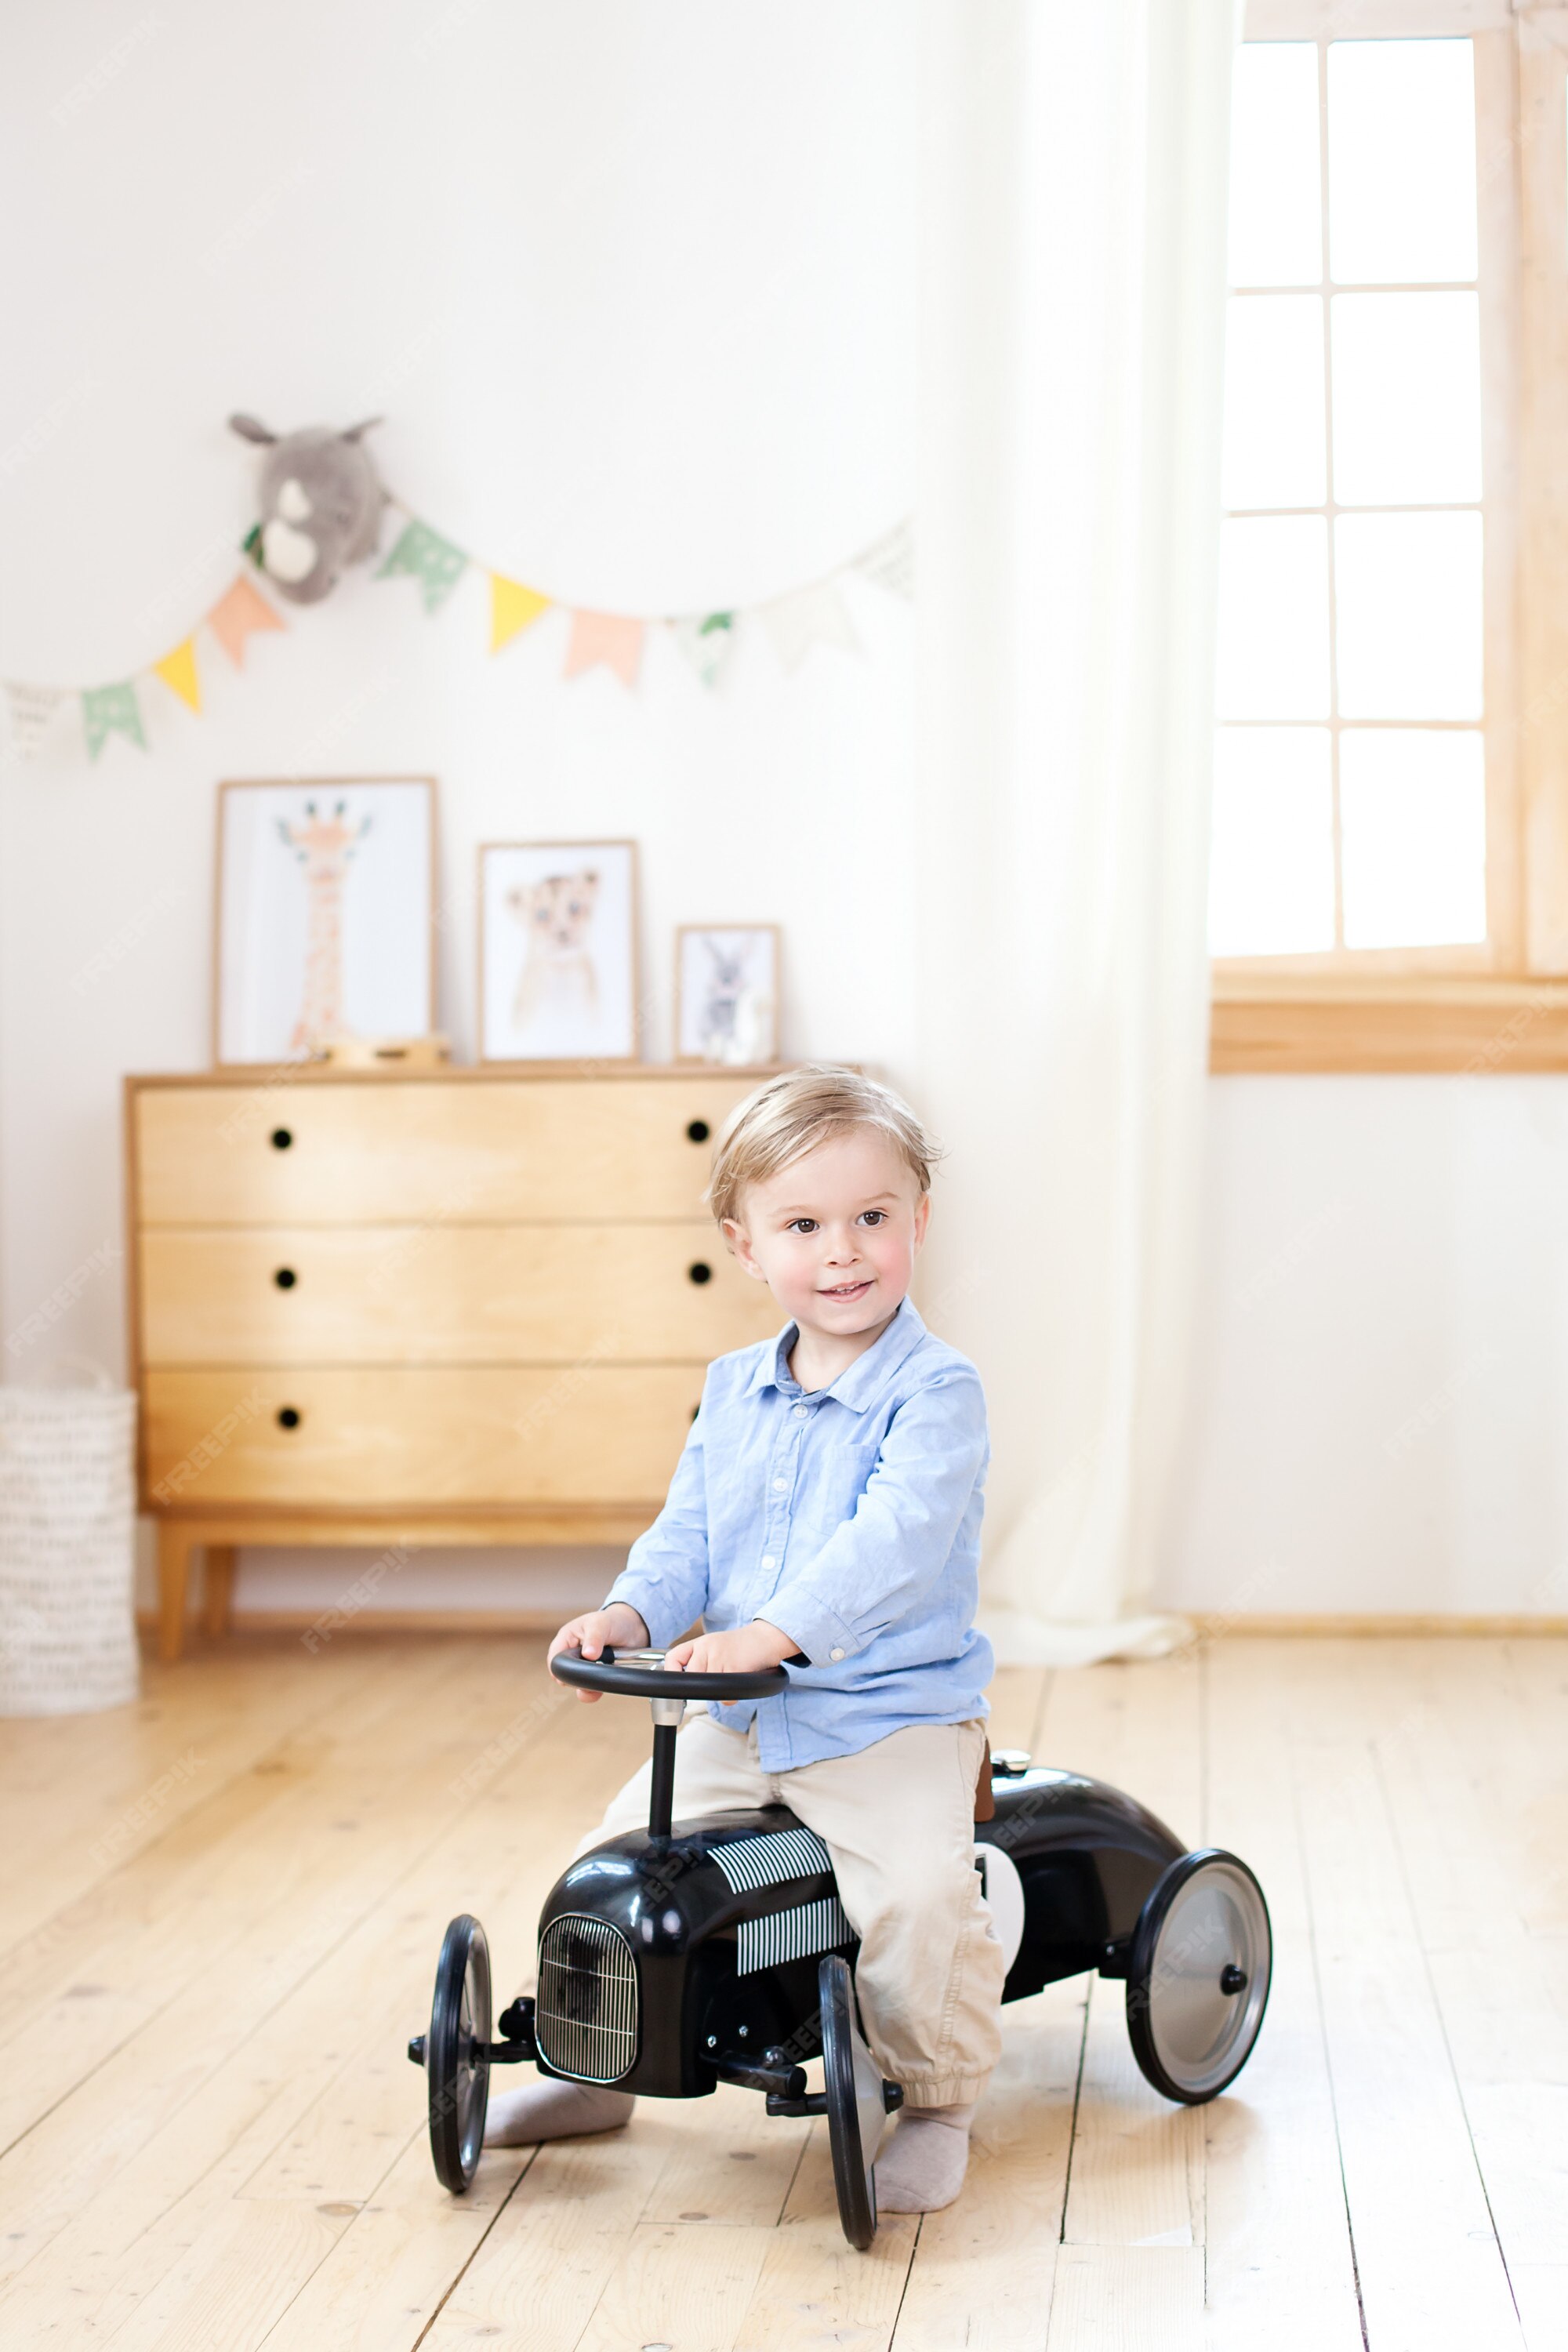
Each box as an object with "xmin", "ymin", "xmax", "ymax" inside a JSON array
[
  {"xmin": 737, "ymin": 1893, "xmax": 853, "ymax": 1976},
  {"xmin": 710, "ymin": 1825, "xmax": 833, "ymax": 1895}
]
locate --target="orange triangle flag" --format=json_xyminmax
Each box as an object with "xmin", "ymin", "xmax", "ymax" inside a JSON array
[
  {"xmin": 489, "ymin": 573, "xmax": 550, "ymax": 653},
  {"xmin": 209, "ymin": 573, "xmax": 285, "ymax": 668},
  {"xmin": 152, "ymin": 636, "xmax": 201, "ymax": 713},
  {"xmin": 564, "ymin": 608, "xmax": 644, "ymax": 689}
]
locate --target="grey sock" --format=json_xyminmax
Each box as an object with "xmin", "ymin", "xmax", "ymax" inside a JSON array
[
  {"xmin": 873, "ymin": 2100, "xmax": 976, "ymax": 2214},
  {"xmin": 483, "ymin": 2078, "xmax": 637, "ymax": 2147}
]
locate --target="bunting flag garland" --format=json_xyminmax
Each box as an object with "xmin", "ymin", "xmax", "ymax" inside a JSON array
[
  {"xmin": 152, "ymin": 636, "xmax": 202, "ymax": 713},
  {"xmin": 0, "ymin": 494, "xmax": 911, "ymax": 768},
  {"xmin": 2, "ymin": 681, "xmax": 67, "ymax": 761},
  {"xmin": 760, "ymin": 580, "xmax": 859, "ymax": 673},
  {"xmin": 489, "ymin": 572, "xmax": 551, "ymax": 652},
  {"xmin": 364, "ymin": 492, "xmax": 900, "ymax": 695},
  {"xmin": 377, "ymin": 518, "xmax": 466, "ymax": 613},
  {"xmin": 564, "ymin": 608, "xmax": 645, "ymax": 688},
  {"xmin": 82, "ymin": 681, "xmax": 145, "ymax": 760},
  {"xmin": 209, "ymin": 572, "xmax": 285, "ymax": 667},
  {"xmin": 4, "ymin": 568, "xmax": 281, "ymax": 762}
]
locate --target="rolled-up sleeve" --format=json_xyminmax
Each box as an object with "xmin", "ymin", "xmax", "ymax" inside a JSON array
[
  {"xmin": 760, "ymin": 1370, "xmax": 988, "ymax": 1668},
  {"xmin": 603, "ymin": 1400, "xmax": 711, "ymax": 1647}
]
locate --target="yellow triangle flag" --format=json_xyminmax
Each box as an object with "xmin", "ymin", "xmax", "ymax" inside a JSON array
[
  {"xmin": 152, "ymin": 637, "xmax": 201, "ymax": 713},
  {"xmin": 489, "ymin": 573, "xmax": 550, "ymax": 654}
]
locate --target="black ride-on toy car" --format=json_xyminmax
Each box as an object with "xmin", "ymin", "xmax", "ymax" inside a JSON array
[{"xmin": 410, "ymin": 1649, "xmax": 1272, "ymax": 2249}]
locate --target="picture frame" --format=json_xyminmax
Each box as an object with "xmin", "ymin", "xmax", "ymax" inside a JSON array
[
  {"xmin": 673, "ymin": 924, "xmax": 781, "ymax": 1066},
  {"xmin": 477, "ymin": 839, "xmax": 641, "ymax": 1065},
  {"xmin": 212, "ymin": 775, "xmax": 437, "ymax": 1069}
]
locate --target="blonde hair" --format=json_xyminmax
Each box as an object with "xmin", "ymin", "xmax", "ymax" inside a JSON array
[{"xmin": 706, "ymin": 1064, "xmax": 940, "ymax": 1227}]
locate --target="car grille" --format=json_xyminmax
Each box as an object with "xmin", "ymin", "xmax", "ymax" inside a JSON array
[{"xmin": 535, "ymin": 1914, "xmax": 638, "ymax": 2083}]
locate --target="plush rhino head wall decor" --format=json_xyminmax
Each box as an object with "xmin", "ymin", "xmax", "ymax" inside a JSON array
[{"xmin": 228, "ymin": 413, "xmax": 386, "ymax": 604}]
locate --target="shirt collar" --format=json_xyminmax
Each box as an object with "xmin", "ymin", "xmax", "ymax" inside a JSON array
[{"xmin": 745, "ymin": 1295, "xmax": 928, "ymax": 1414}]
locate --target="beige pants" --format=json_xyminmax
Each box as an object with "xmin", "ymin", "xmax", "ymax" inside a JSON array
[{"xmin": 578, "ymin": 1710, "xmax": 1006, "ymax": 2107}]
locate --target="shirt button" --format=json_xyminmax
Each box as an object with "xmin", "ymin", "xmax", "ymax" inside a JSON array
[
  {"xmin": 772, "ymin": 1476, "xmax": 787, "ymax": 1492},
  {"xmin": 793, "ymin": 1404, "xmax": 809, "ymax": 1420},
  {"xmin": 761, "ymin": 1555, "xmax": 775, "ymax": 1572},
  {"xmin": 829, "ymin": 1646, "xmax": 845, "ymax": 1661}
]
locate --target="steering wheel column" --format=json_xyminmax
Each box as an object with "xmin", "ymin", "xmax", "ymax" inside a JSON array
[{"xmin": 648, "ymin": 1686, "xmax": 685, "ymax": 1838}]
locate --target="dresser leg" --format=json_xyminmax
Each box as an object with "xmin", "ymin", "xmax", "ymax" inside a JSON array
[
  {"xmin": 205, "ymin": 1544, "xmax": 237, "ymax": 1639},
  {"xmin": 157, "ymin": 1525, "xmax": 194, "ymax": 1663}
]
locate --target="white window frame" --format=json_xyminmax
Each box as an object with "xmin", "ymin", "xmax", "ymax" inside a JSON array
[{"xmin": 1212, "ymin": 0, "xmax": 1568, "ymax": 1068}]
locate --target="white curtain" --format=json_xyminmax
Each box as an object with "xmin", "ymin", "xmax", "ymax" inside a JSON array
[{"xmin": 914, "ymin": 0, "xmax": 1239, "ymax": 1665}]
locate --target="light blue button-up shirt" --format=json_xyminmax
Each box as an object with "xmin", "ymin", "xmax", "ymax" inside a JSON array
[{"xmin": 604, "ymin": 1297, "xmax": 993, "ymax": 1768}]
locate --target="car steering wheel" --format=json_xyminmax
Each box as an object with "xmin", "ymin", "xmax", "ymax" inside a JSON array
[{"xmin": 549, "ymin": 1644, "xmax": 791, "ymax": 1703}]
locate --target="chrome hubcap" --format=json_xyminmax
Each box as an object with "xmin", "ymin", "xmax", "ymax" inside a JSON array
[{"xmin": 1148, "ymin": 1860, "xmax": 1270, "ymax": 2096}]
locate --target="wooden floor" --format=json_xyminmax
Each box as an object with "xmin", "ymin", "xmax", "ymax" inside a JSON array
[{"xmin": 1, "ymin": 1632, "xmax": 1563, "ymax": 2350}]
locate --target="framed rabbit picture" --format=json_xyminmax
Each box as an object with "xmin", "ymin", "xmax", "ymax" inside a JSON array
[{"xmin": 673, "ymin": 924, "xmax": 780, "ymax": 1066}]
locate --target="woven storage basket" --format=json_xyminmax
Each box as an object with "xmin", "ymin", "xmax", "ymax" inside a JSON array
[{"xmin": 0, "ymin": 1364, "xmax": 139, "ymax": 1716}]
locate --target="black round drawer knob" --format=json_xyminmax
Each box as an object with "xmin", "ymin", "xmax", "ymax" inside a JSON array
[
  {"xmin": 277, "ymin": 1406, "xmax": 301, "ymax": 1430},
  {"xmin": 688, "ymin": 1261, "xmax": 713, "ymax": 1286},
  {"xmin": 274, "ymin": 1267, "xmax": 297, "ymax": 1290},
  {"xmin": 270, "ymin": 1127, "xmax": 293, "ymax": 1151},
  {"xmin": 686, "ymin": 1119, "xmax": 710, "ymax": 1144}
]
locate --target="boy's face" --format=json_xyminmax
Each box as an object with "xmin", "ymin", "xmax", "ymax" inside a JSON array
[{"xmin": 723, "ymin": 1127, "xmax": 929, "ymax": 1341}]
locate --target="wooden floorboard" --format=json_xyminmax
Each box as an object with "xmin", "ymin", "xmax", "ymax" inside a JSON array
[
  {"xmin": 0, "ymin": 1631, "xmax": 1561, "ymax": 2348},
  {"xmin": 1285, "ymin": 1640, "xmax": 1526, "ymax": 2350},
  {"xmin": 1354, "ymin": 1640, "xmax": 1568, "ymax": 2352},
  {"xmin": 1202, "ymin": 1639, "xmax": 1363, "ymax": 2350}
]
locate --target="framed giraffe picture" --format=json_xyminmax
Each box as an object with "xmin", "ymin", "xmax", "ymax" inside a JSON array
[{"xmin": 212, "ymin": 776, "xmax": 437, "ymax": 1068}]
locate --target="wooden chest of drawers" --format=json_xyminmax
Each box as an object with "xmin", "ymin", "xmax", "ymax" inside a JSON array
[{"xmin": 125, "ymin": 1067, "xmax": 781, "ymax": 1657}]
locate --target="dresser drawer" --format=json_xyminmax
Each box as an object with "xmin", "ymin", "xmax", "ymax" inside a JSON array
[
  {"xmin": 143, "ymin": 1367, "xmax": 702, "ymax": 1507},
  {"xmin": 138, "ymin": 1224, "xmax": 775, "ymax": 1365},
  {"xmin": 132, "ymin": 1076, "xmax": 755, "ymax": 1225}
]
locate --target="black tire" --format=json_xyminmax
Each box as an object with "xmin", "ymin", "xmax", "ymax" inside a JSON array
[
  {"xmin": 819, "ymin": 1953, "xmax": 891, "ymax": 2251},
  {"xmin": 427, "ymin": 1913, "xmax": 492, "ymax": 2192},
  {"xmin": 1127, "ymin": 1849, "xmax": 1271, "ymax": 2105}
]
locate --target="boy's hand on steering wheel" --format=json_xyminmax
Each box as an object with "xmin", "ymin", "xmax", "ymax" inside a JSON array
[
  {"xmin": 666, "ymin": 1618, "xmax": 797, "ymax": 1700},
  {"xmin": 548, "ymin": 1603, "xmax": 650, "ymax": 1701}
]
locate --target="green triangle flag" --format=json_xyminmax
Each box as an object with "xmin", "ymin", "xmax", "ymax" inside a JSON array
[
  {"xmin": 671, "ymin": 611, "xmax": 738, "ymax": 688},
  {"xmin": 376, "ymin": 519, "xmax": 467, "ymax": 613},
  {"xmin": 82, "ymin": 681, "xmax": 147, "ymax": 760}
]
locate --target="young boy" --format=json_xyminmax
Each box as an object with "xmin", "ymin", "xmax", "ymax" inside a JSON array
[{"xmin": 485, "ymin": 1064, "xmax": 1004, "ymax": 2213}]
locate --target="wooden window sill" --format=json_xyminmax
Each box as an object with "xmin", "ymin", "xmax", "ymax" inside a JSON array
[{"xmin": 1210, "ymin": 976, "xmax": 1568, "ymax": 1073}]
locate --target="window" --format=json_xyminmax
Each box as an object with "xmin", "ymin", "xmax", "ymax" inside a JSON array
[
  {"xmin": 1213, "ymin": 29, "xmax": 1502, "ymax": 969},
  {"xmin": 1209, "ymin": 4, "xmax": 1568, "ymax": 1071}
]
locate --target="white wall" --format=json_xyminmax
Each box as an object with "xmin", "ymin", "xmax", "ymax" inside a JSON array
[
  {"xmin": 1164, "ymin": 1076, "xmax": 1568, "ymax": 1618},
  {"xmin": 2, "ymin": 3, "xmax": 1561, "ymax": 1624},
  {"xmin": 0, "ymin": 0, "xmax": 916, "ymax": 1620}
]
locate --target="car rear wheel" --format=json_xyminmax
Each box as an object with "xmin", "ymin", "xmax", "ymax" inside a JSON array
[{"xmin": 1126, "ymin": 1850, "xmax": 1271, "ymax": 2104}]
